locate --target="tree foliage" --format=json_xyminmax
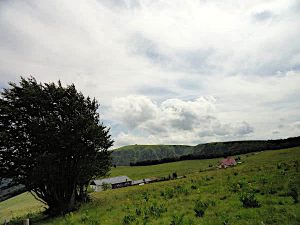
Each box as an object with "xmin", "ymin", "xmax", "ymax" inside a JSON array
[{"xmin": 0, "ymin": 77, "xmax": 113, "ymax": 215}]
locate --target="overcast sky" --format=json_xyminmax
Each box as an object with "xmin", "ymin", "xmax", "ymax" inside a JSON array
[{"xmin": 1, "ymin": 0, "xmax": 300, "ymax": 148}]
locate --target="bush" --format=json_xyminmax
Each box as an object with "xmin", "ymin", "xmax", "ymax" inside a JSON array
[
  {"xmin": 288, "ymin": 181, "xmax": 299, "ymax": 203},
  {"xmin": 102, "ymin": 182, "xmax": 112, "ymax": 191},
  {"xmin": 220, "ymin": 195, "xmax": 227, "ymax": 200},
  {"xmin": 194, "ymin": 200, "xmax": 208, "ymax": 217},
  {"xmin": 161, "ymin": 188, "xmax": 174, "ymax": 199},
  {"xmin": 170, "ymin": 214, "xmax": 184, "ymax": 225},
  {"xmin": 142, "ymin": 192, "xmax": 149, "ymax": 202},
  {"xmin": 239, "ymin": 192, "xmax": 261, "ymax": 208},
  {"xmin": 289, "ymin": 188, "xmax": 299, "ymax": 203},
  {"xmin": 123, "ymin": 215, "xmax": 136, "ymax": 225},
  {"xmin": 191, "ymin": 185, "xmax": 198, "ymax": 190},
  {"xmin": 172, "ymin": 172, "xmax": 178, "ymax": 179},
  {"xmin": 174, "ymin": 185, "xmax": 190, "ymax": 195},
  {"xmin": 135, "ymin": 208, "xmax": 142, "ymax": 216},
  {"xmin": 294, "ymin": 160, "xmax": 300, "ymax": 172},
  {"xmin": 146, "ymin": 203, "xmax": 167, "ymax": 218}
]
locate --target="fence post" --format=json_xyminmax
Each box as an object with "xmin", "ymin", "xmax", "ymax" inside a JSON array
[{"xmin": 23, "ymin": 218, "xmax": 29, "ymax": 225}]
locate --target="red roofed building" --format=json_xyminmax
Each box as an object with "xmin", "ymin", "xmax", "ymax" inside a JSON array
[{"xmin": 219, "ymin": 157, "xmax": 237, "ymax": 168}]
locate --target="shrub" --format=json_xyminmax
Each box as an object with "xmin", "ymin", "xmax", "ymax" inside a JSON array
[
  {"xmin": 268, "ymin": 185, "xmax": 277, "ymax": 195},
  {"xmin": 102, "ymin": 182, "xmax": 112, "ymax": 191},
  {"xmin": 80, "ymin": 211, "xmax": 90, "ymax": 223},
  {"xmin": 294, "ymin": 160, "xmax": 300, "ymax": 172},
  {"xmin": 194, "ymin": 200, "xmax": 208, "ymax": 217},
  {"xmin": 230, "ymin": 183, "xmax": 242, "ymax": 193},
  {"xmin": 231, "ymin": 180, "xmax": 249, "ymax": 193},
  {"xmin": 142, "ymin": 192, "xmax": 149, "ymax": 202},
  {"xmin": 191, "ymin": 185, "xmax": 198, "ymax": 190},
  {"xmin": 146, "ymin": 203, "xmax": 167, "ymax": 218},
  {"xmin": 289, "ymin": 188, "xmax": 299, "ymax": 203},
  {"xmin": 239, "ymin": 192, "xmax": 261, "ymax": 208},
  {"xmin": 161, "ymin": 188, "xmax": 174, "ymax": 199},
  {"xmin": 220, "ymin": 195, "xmax": 227, "ymax": 200},
  {"xmin": 170, "ymin": 214, "xmax": 184, "ymax": 225},
  {"xmin": 135, "ymin": 208, "xmax": 142, "ymax": 216},
  {"xmin": 123, "ymin": 215, "xmax": 136, "ymax": 225},
  {"xmin": 174, "ymin": 185, "xmax": 190, "ymax": 195},
  {"xmin": 288, "ymin": 181, "xmax": 299, "ymax": 203},
  {"xmin": 173, "ymin": 172, "xmax": 178, "ymax": 179},
  {"xmin": 204, "ymin": 176, "xmax": 214, "ymax": 181},
  {"xmin": 277, "ymin": 162, "xmax": 288, "ymax": 170}
]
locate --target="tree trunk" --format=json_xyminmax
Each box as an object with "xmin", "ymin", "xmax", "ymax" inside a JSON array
[{"xmin": 46, "ymin": 186, "xmax": 77, "ymax": 216}]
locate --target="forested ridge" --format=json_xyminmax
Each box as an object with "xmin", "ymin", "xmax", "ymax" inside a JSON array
[{"xmin": 112, "ymin": 136, "xmax": 300, "ymax": 166}]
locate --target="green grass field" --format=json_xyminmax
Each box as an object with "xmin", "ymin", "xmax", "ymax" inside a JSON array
[
  {"xmin": 1, "ymin": 147, "xmax": 299, "ymax": 225},
  {"xmin": 110, "ymin": 157, "xmax": 220, "ymax": 180}
]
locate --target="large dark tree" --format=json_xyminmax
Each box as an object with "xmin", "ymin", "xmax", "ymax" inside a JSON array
[{"xmin": 0, "ymin": 77, "xmax": 113, "ymax": 215}]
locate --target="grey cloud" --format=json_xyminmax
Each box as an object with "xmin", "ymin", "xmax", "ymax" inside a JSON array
[
  {"xmin": 233, "ymin": 122, "xmax": 254, "ymax": 136},
  {"xmin": 175, "ymin": 49, "xmax": 215, "ymax": 74},
  {"xmin": 177, "ymin": 78, "xmax": 202, "ymax": 90},
  {"xmin": 131, "ymin": 34, "xmax": 170, "ymax": 66},
  {"xmin": 110, "ymin": 95, "xmax": 254, "ymax": 146},
  {"xmin": 132, "ymin": 34, "xmax": 215, "ymax": 74},
  {"xmin": 169, "ymin": 111, "xmax": 199, "ymax": 130},
  {"xmin": 137, "ymin": 86, "xmax": 177, "ymax": 97},
  {"xmin": 253, "ymin": 10, "xmax": 273, "ymax": 21},
  {"xmin": 294, "ymin": 122, "xmax": 300, "ymax": 129},
  {"xmin": 99, "ymin": 0, "xmax": 140, "ymax": 10}
]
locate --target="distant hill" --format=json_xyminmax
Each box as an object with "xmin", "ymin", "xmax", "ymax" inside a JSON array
[
  {"xmin": 0, "ymin": 178, "xmax": 26, "ymax": 202},
  {"xmin": 112, "ymin": 136, "xmax": 300, "ymax": 166},
  {"xmin": 112, "ymin": 145, "xmax": 193, "ymax": 166}
]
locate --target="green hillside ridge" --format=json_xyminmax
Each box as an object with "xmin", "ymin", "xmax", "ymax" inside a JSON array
[
  {"xmin": 112, "ymin": 136, "xmax": 300, "ymax": 165},
  {"xmin": 1, "ymin": 146, "xmax": 299, "ymax": 225},
  {"xmin": 112, "ymin": 145, "xmax": 193, "ymax": 165}
]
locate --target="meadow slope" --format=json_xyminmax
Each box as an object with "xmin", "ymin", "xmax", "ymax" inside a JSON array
[{"xmin": 0, "ymin": 147, "xmax": 299, "ymax": 225}]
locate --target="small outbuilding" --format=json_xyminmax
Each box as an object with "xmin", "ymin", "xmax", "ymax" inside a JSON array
[
  {"xmin": 90, "ymin": 176, "xmax": 132, "ymax": 192},
  {"xmin": 219, "ymin": 157, "xmax": 237, "ymax": 168},
  {"xmin": 131, "ymin": 178, "xmax": 154, "ymax": 186}
]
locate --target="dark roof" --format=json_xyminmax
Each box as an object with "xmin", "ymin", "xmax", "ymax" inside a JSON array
[
  {"xmin": 132, "ymin": 178, "xmax": 153, "ymax": 185},
  {"xmin": 91, "ymin": 176, "xmax": 132, "ymax": 186},
  {"xmin": 132, "ymin": 180, "xmax": 144, "ymax": 185}
]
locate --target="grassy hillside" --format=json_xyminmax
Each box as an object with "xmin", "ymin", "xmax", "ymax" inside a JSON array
[
  {"xmin": 112, "ymin": 136, "xmax": 300, "ymax": 166},
  {"xmin": 110, "ymin": 157, "xmax": 219, "ymax": 180},
  {"xmin": 112, "ymin": 145, "xmax": 193, "ymax": 166},
  {"xmin": 1, "ymin": 146, "xmax": 299, "ymax": 225},
  {"xmin": 0, "ymin": 192, "xmax": 44, "ymax": 224}
]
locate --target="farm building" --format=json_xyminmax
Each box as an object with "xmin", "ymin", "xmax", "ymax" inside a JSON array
[
  {"xmin": 90, "ymin": 176, "xmax": 132, "ymax": 192},
  {"xmin": 131, "ymin": 178, "xmax": 154, "ymax": 186},
  {"xmin": 219, "ymin": 157, "xmax": 237, "ymax": 168}
]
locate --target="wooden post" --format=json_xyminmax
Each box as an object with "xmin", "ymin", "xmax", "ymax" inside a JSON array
[{"xmin": 23, "ymin": 218, "xmax": 29, "ymax": 225}]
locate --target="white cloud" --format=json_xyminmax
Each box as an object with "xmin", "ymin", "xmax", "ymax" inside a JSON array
[
  {"xmin": 110, "ymin": 95, "xmax": 254, "ymax": 146},
  {"xmin": 111, "ymin": 95, "xmax": 158, "ymax": 128},
  {"xmin": 0, "ymin": 0, "xmax": 300, "ymax": 147}
]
